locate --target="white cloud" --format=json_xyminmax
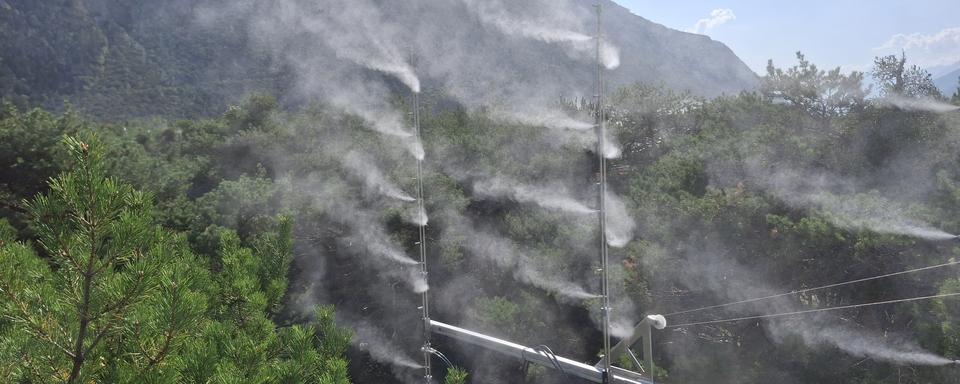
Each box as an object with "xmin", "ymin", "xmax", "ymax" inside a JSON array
[
  {"xmin": 878, "ymin": 27, "xmax": 960, "ymax": 50},
  {"xmin": 876, "ymin": 27, "xmax": 960, "ymax": 68},
  {"xmin": 688, "ymin": 8, "xmax": 736, "ymax": 35}
]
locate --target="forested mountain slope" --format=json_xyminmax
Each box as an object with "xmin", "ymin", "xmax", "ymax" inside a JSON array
[
  {"xmin": 0, "ymin": 0, "xmax": 757, "ymax": 119},
  {"xmin": 9, "ymin": 2, "xmax": 960, "ymax": 384},
  {"xmin": 2, "ymin": 53, "xmax": 959, "ymax": 383}
]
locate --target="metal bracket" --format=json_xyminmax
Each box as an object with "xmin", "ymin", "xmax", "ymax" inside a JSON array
[{"xmin": 595, "ymin": 315, "xmax": 666, "ymax": 382}]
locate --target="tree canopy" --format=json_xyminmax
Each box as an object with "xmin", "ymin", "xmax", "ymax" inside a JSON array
[
  {"xmin": 0, "ymin": 137, "xmax": 351, "ymax": 383},
  {"xmin": 0, "ymin": 51, "xmax": 959, "ymax": 384},
  {"xmin": 873, "ymin": 53, "xmax": 942, "ymax": 99}
]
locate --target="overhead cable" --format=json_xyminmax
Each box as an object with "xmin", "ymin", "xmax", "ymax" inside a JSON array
[
  {"xmin": 667, "ymin": 291, "xmax": 960, "ymax": 328},
  {"xmin": 665, "ymin": 259, "xmax": 960, "ymax": 317}
]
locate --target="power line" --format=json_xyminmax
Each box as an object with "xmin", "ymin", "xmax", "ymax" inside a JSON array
[
  {"xmin": 667, "ymin": 291, "xmax": 960, "ymax": 328},
  {"xmin": 665, "ymin": 259, "xmax": 960, "ymax": 317}
]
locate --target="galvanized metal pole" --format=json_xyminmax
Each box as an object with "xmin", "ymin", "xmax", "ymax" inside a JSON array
[
  {"xmin": 414, "ymin": 78, "xmax": 432, "ymax": 383},
  {"xmin": 595, "ymin": 3, "xmax": 612, "ymax": 383}
]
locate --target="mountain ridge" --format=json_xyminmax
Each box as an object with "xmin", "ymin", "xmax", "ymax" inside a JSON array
[
  {"xmin": 0, "ymin": 0, "xmax": 759, "ymax": 119},
  {"xmin": 591, "ymin": 0, "xmax": 758, "ymax": 97},
  {"xmin": 934, "ymin": 68, "xmax": 960, "ymax": 96}
]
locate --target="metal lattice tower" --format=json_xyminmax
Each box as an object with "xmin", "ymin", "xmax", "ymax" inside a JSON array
[
  {"xmin": 410, "ymin": 5, "xmax": 661, "ymax": 383},
  {"xmin": 594, "ymin": 2, "xmax": 612, "ymax": 382},
  {"xmin": 414, "ymin": 84, "xmax": 432, "ymax": 383}
]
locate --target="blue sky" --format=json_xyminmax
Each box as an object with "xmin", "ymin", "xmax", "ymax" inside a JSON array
[{"xmin": 615, "ymin": 0, "xmax": 960, "ymax": 76}]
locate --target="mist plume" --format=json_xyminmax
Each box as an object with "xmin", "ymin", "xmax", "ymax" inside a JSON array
[
  {"xmin": 758, "ymin": 166, "xmax": 955, "ymax": 240},
  {"xmin": 473, "ymin": 176, "xmax": 595, "ymax": 215},
  {"xmin": 343, "ymin": 151, "xmax": 416, "ymax": 202}
]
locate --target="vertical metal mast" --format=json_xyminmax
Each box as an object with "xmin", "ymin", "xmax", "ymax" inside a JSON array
[
  {"xmin": 414, "ymin": 86, "xmax": 432, "ymax": 383},
  {"xmin": 595, "ymin": 3, "xmax": 612, "ymax": 383}
]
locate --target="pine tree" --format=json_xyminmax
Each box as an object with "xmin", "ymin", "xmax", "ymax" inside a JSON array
[
  {"xmin": 760, "ymin": 52, "xmax": 869, "ymax": 118},
  {"xmin": 0, "ymin": 136, "xmax": 207, "ymax": 382},
  {"xmin": 0, "ymin": 137, "xmax": 352, "ymax": 383},
  {"xmin": 178, "ymin": 227, "xmax": 350, "ymax": 383},
  {"xmin": 443, "ymin": 367, "xmax": 469, "ymax": 384},
  {"xmin": 872, "ymin": 52, "xmax": 943, "ymax": 98}
]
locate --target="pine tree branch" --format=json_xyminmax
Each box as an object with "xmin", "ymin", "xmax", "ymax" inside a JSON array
[
  {"xmin": 54, "ymin": 234, "xmax": 83, "ymax": 275},
  {"xmin": 0, "ymin": 285, "xmax": 75, "ymax": 359},
  {"xmin": 132, "ymin": 320, "xmax": 154, "ymax": 363},
  {"xmin": 83, "ymin": 311, "xmax": 125, "ymax": 362},
  {"xmin": 134, "ymin": 338, "xmax": 153, "ymax": 367},
  {"xmin": 147, "ymin": 283, "xmax": 181, "ymax": 368},
  {"xmin": 93, "ymin": 248, "xmax": 143, "ymax": 281},
  {"xmin": 67, "ymin": 187, "xmax": 100, "ymax": 384},
  {"xmin": 88, "ymin": 269, "xmax": 147, "ymax": 324},
  {"xmin": 20, "ymin": 353, "xmax": 40, "ymax": 380},
  {"xmin": 83, "ymin": 271, "xmax": 148, "ymax": 358},
  {"xmin": 67, "ymin": 268, "xmax": 93, "ymax": 383}
]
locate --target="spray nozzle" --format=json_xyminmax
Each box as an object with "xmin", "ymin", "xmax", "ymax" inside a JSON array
[{"xmin": 421, "ymin": 346, "xmax": 454, "ymax": 367}]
